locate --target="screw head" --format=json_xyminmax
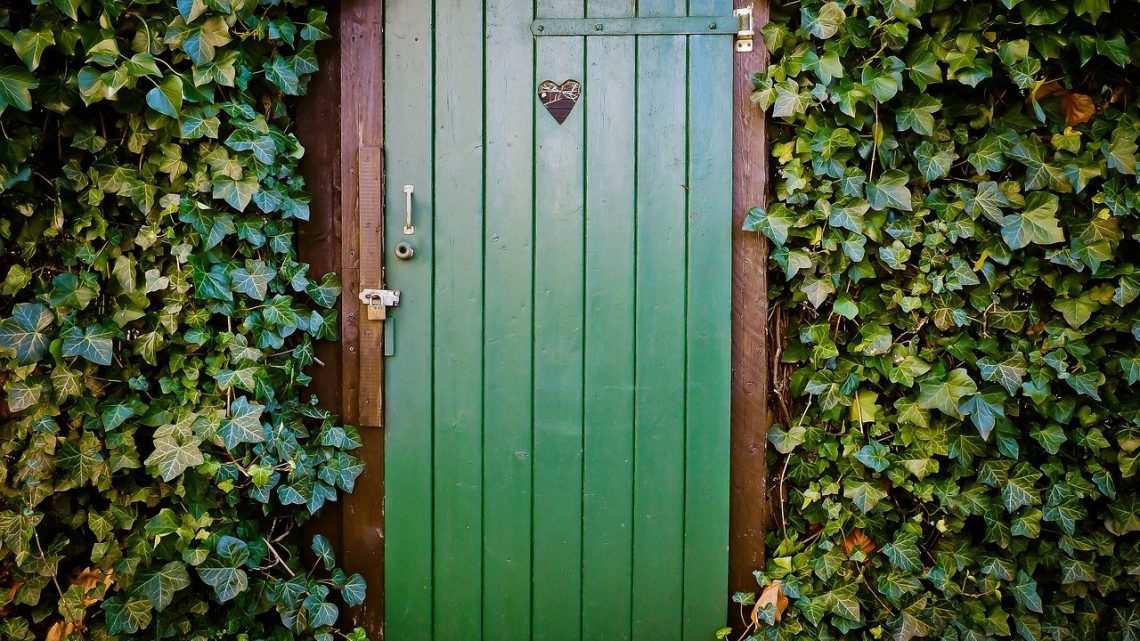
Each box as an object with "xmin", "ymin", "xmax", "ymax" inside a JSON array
[
  {"xmin": 595, "ymin": 23, "xmax": 603, "ymax": 31},
  {"xmin": 537, "ymin": 24, "xmax": 545, "ymax": 31},
  {"xmin": 709, "ymin": 22, "xmax": 717, "ymax": 29}
]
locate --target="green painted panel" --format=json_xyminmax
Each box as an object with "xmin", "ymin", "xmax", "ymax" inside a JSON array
[
  {"xmin": 482, "ymin": 0, "xmax": 535, "ymax": 639},
  {"xmin": 631, "ymin": 1, "xmax": 689, "ymax": 639},
  {"xmin": 382, "ymin": 0, "xmax": 434, "ymax": 638},
  {"xmin": 384, "ymin": 1, "xmax": 735, "ymax": 638},
  {"xmin": 581, "ymin": 0, "xmax": 635, "ymax": 638},
  {"xmin": 683, "ymin": 1, "xmax": 734, "ymax": 638},
  {"xmin": 431, "ymin": 0, "xmax": 485, "ymax": 638},
  {"xmin": 532, "ymin": 0, "xmax": 585, "ymax": 638}
]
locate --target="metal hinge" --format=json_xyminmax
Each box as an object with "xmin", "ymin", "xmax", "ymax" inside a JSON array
[
  {"xmin": 359, "ymin": 288, "xmax": 401, "ymax": 321},
  {"xmin": 734, "ymin": 7, "xmax": 754, "ymax": 53}
]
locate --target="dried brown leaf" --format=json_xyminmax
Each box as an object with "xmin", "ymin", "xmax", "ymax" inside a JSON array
[
  {"xmin": 751, "ymin": 580, "xmax": 789, "ymax": 627},
  {"xmin": 1061, "ymin": 93, "xmax": 1096, "ymax": 126},
  {"xmin": 841, "ymin": 529, "xmax": 877, "ymax": 556}
]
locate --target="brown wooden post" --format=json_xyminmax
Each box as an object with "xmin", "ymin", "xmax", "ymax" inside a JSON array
[
  {"xmin": 338, "ymin": 0, "xmax": 385, "ymax": 636},
  {"xmin": 729, "ymin": 0, "xmax": 770, "ymax": 597},
  {"xmin": 299, "ymin": 0, "xmax": 386, "ymax": 637}
]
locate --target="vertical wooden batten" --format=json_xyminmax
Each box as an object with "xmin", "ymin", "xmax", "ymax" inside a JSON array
[{"xmin": 729, "ymin": 0, "xmax": 770, "ymax": 596}]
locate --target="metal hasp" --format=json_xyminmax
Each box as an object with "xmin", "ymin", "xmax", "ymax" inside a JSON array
[
  {"xmin": 359, "ymin": 288, "xmax": 401, "ymax": 321},
  {"xmin": 734, "ymin": 7, "xmax": 753, "ymax": 53}
]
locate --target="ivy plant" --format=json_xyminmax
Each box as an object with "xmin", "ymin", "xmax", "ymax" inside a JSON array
[
  {"xmin": 739, "ymin": 1, "xmax": 1140, "ymax": 640},
  {"xmin": 0, "ymin": 1, "xmax": 367, "ymax": 639}
]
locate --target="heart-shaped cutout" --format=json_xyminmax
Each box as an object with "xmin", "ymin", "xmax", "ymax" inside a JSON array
[{"xmin": 538, "ymin": 80, "xmax": 582, "ymax": 124}]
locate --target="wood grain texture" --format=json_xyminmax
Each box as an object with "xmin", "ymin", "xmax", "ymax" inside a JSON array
[
  {"xmin": 431, "ymin": 0, "xmax": 485, "ymax": 635},
  {"xmin": 728, "ymin": 0, "xmax": 771, "ymax": 597},
  {"xmin": 295, "ymin": 0, "xmax": 343, "ymax": 583},
  {"xmin": 631, "ymin": 2, "xmax": 689, "ymax": 637},
  {"xmin": 482, "ymin": 0, "xmax": 536, "ymax": 637},
  {"xmin": 532, "ymin": 1, "xmax": 586, "ymax": 637},
  {"xmin": 684, "ymin": 0, "xmax": 733, "ymax": 635},
  {"xmin": 338, "ymin": 0, "xmax": 384, "ymax": 636},
  {"xmin": 580, "ymin": 1, "xmax": 635, "ymax": 637},
  {"xmin": 358, "ymin": 147, "xmax": 384, "ymax": 428},
  {"xmin": 382, "ymin": 0, "xmax": 435, "ymax": 639}
]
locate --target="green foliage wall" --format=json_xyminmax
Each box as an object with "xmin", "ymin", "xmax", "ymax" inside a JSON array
[
  {"xmin": 742, "ymin": 0, "xmax": 1140, "ymax": 639},
  {"xmin": 0, "ymin": 1, "xmax": 366, "ymax": 639}
]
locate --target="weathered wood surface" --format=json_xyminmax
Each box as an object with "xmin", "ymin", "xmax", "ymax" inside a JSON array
[{"xmin": 729, "ymin": 0, "xmax": 771, "ymax": 597}]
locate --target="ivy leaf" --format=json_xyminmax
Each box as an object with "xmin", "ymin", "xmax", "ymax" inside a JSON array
[
  {"xmin": 978, "ymin": 355, "xmax": 1027, "ymax": 395},
  {"xmin": 144, "ymin": 423, "xmax": 204, "ymax": 482},
  {"xmin": 854, "ymin": 440, "xmax": 889, "ymax": 472},
  {"xmin": 1104, "ymin": 130, "xmax": 1138, "ymax": 175},
  {"xmin": 304, "ymin": 593, "xmax": 340, "ymax": 629},
  {"xmin": 342, "ymin": 574, "xmax": 367, "ymax": 607},
  {"xmin": 0, "ymin": 66, "xmax": 39, "ymax": 113},
  {"xmin": 1011, "ymin": 571, "xmax": 1044, "ymax": 613},
  {"xmin": 226, "ymin": 129, "xmax": 278, "ymax": 164},
  {"xmin": 5, "ymin": 380, "xmax": 43, "ymax": 413},
  {"xmin": 963, "ymin": 181, "xmax": 1010, "ymax": 223},
  {"xmin": 219, "ymin": 397, "xmax": 265, "ymax": 451},
  {"xmin": 918, "ymin": 368, "xmax": 977, "ymax": 417},
  {"xmin": 312, "ymin": 534, "xmax": 336, "ymax": 570},
  {"xmin": 768, "ymin": 423, "xmax": 807, "ymax": 454},
  {"xmin": 1065, "ymin": 371, "xmax": 1104, "ymax": 401},
  {"xmin": 1002, "ymin": 464, "xmax": 1042, "ymax": 512},
  {"xmin": 743, "ymin": 204, "xmax": 794, "ymax": 244},
  {"xmin": 196, "ymin": 566, "xmax": 249, "ymax": 602},
  {"xmin": 103, "ymin": 596, "xmax": 153, "ymax": 634},
  {"xmin": 844, "ymin": 478, "xmax": 888, "ymax": 512},
  {"xmin": 827, "ymin": 584, "xmax": 861, "ymax": 621},
  {"xmin": 146, "ymin": 75, "xmax": 184, "ymax": 118},
  {"xmin": 772, "ymin": 79, "xmax": 810, "ymax": 119},
  {"xmin": 307, "ymin": 273, "xmax": 342, "ymax": 308},
  {"xmin": 866, "ymin": 170, "xmax": 912, "ymax": 211},
  {"xmin": 0, "ymin": 303, "xmax": 54, "ymax": 364},
  {"xmin": 882, "ymin": 531, "xmax": 922, "ymax": 573},
  {"xmin": 176, "ymin": 0, "xmax": 207, "ymax": 22},
  {"xmin": 135, "ymin": 561, "xmax": 191, "ymax": 612},
  {"xmin": 13, "ymin": 28, "xmax": 55, "ymax": 71},
  {"xmin": 61, "ymin": 324, "xmax": 115, "ymax": 366},
  {"xmin": 212, "ymin": 174, "xmax": 260, "ymax": 212},
  {"xmin": 895, "ymin": 96, "xmax": 941, "ymax": 136},
  {"xmin": 264, "ymin": 55, "xmax": 301, "ymax": 95},
  {"xmin": 1001, "ymin": 192, "xmax": 1064, "ymax": 249},
  {"xmin": 913, "ymin": 141, "xmax": 954, "ymax": 181},
  {"xmin": 231, "ymin": 260, "xmax": 275, "ymax": 301},
  {"xmin": 803, "ymin": 2, "xmax": 845, "ymax": 39}
]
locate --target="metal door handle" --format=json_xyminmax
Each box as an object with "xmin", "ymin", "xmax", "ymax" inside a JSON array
[{"xmin": 403, "ymin": 184, "xmax": 415, "ymax": 235}]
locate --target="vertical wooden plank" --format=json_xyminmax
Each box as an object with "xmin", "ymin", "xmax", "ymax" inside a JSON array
[
  {"xmin": 482, "ymin": 1, "xmax": 535, "ymax": 639},
  {"xmin": 338, "ymin": 0, "xmax": 383, "ymax": 636},
  {"xmin": 729, "ymin": 0, "xmax": 771, "ymax": 597},
  {"xmin": 296, "ymin": 0, "xmax": 344, "ymax": 567},
  {"xmin": 631, "ymin": 0, "xmax": 689, "ymax": 637},
  {"xmin": 431, "ymin": 0, "xmax": 485, "ymax": 638},
  {"xmin": 684, "ymin": 0, "xmax": 734, "ymax": 636},
  {"xmin": 383, "ymin": 0, "xmax": 434, "ymax": 637},
  {"xmin": 358, "ymin": 147, "xmax": 383, "ymax": 427},
  {"xmin": 532, "ymin": 0, "xmax": 585, "ymax": 637},
  {"xmin": 580, "ymin": 1, "xmax": 636, "ymax": 639}
]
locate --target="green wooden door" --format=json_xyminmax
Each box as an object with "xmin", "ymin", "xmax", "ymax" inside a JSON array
[{"xmin": 383, "ymin": 1, "xmax": 733, "ymax": 639}]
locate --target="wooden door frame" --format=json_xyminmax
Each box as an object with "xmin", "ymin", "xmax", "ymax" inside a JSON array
[{"xmin": 296, "ymin": 1, "xmax": 769, "ymax": 636}]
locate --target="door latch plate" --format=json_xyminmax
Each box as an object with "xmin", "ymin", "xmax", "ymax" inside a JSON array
[{"xmin": 734, "ymin": 7, "xmax": 754, "ymax": 53}]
